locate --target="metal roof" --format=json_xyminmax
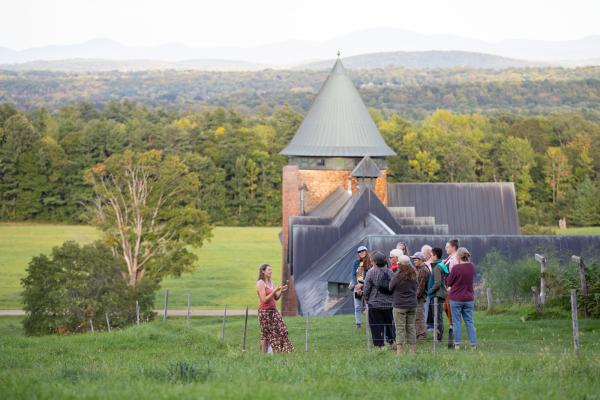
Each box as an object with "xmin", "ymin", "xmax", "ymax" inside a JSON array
[
  {"xmin": 351, "ymin": 156, "xmax": 381, "ymax": 178},
  {"xmin": 387, "ymin": 183, "xmax": 520, "ymax": 235},
  {"xmin": 280, "ymin": 58, "xmax": 396, "ymax": 157}
]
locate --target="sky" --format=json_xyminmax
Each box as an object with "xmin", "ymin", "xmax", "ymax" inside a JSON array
[{"xmin": 1, "ymin": 0, "xmax": 599, "ymax": 49}]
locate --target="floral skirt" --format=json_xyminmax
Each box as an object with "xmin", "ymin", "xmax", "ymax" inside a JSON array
[{"xmin": 258, "ymin": 309, "xmax": 295, "ymax": 353}]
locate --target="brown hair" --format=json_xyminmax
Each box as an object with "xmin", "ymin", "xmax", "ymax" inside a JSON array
[
  {"xmin": 258, "ymin": 264, "xmax": 271, "ymax": 282},
  {"xmin": 359, "ymin": 251, "xmax": 372, "ymax": 271},
  {"xmin": 447, "ymin": 239, "xmax": 459, "ymax": 251},
  {"xmin": 397, "ymin": 261, "xmax": 417, "ymax": 281}
]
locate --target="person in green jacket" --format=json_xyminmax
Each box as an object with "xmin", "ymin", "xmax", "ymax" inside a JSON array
[{"xmin": 427, "ymin": 247, "xmax": 448, "ymax": 341}]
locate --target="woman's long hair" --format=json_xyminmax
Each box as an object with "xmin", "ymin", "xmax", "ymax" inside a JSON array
[
  {"xmin": 258, "ymin": 263, "xmax": 271, "ymax": 282},
  {"xmin": 398, "ymin": 262, "xmax": 417, "ymax": 281},
  {"xmin": 359, "ymin": 251, "xmax": 372, "ymax": 271}
]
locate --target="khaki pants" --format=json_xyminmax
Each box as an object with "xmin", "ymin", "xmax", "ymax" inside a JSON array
[
  {"xmin": 393, "ymin": 307, "xmax": 416, "ymax": 345},
  {"xmin": 416, "ymin": 298, "xmax": 427, "ymax": 340}
]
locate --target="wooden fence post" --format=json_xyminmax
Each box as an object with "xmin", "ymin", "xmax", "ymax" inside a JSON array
[
  {"xmin": 242, "ymin": 306, "xmax": 249, "ymax": 352},
  {"xmin": 163, "ymin": 289, "xmax": 169, "ymax": 321},
  {"xmin": 572, "ymin": 255, "xmax": 589, "ymax": 317},
  {"xmin": 220, "ymin": 304, "xmax": 227, "ymax": 343},
  {"xmin": 305, "ymin": 312, "xmax": 310, "ymax": 353},
  {"xmin": 486, "ymin": 288, "xmax": 493, "ymax": 311},
  {"xmin": 570, "ymin": 289, "xmax": 580, "ymax": 356},
  {"xmin": 187, "ymin": 292, "xmax": 191, "ymax": 323},
  {"xmin": 135, "ymin": 300, "xmax": 140, "ymax": 325},
  {"xmin": 105, "ymin": 313, "xmax": 111, "ymax": 333},
  {"xmin": 89, "ymin": 319, "xmax": 94, "ymax": 334},
  {"xmin": 433, "ymin": 297, "xmax": 438, "ymax": 355},
  {"xmin": 531, "ymin": 287, "xmax": 540, "ymax": 313},
  {"xmin": 534, "ymin": 254, "xmax": 547, "ymax": 305},
  {"xmin": 365, "ymin": 304, "xmax": 371, "ymax": 352}
]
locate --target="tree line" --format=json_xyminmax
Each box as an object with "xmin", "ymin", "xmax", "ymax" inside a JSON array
[
  {"xmin": 1, "ymin": 101, "xmax": 599, "ymax": 228},
  {"xmin": 1, "ymin": 67, "xmax": 600, "ymax": 120}
]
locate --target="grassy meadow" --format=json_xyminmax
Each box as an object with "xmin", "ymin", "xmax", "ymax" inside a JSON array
[
  {"xmin": 0, "ymin": 223, "xmax": 280, "ymax": 310},
  {"xmin": 1, "ymin": 311, "xmax": 600, "ymax": 399},
  {"xmin": 0, "ymin": 222, "xmax": 598, "ymax": 310}
]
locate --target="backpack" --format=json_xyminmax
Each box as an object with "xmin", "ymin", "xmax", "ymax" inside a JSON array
[{"xmin": 377, "ymin": 269, "xmax": 393, "ymax": 295}]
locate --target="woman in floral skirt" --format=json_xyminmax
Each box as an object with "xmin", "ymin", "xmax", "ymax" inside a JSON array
[{"xmin": 256, "ymin": 264, "xmax": 294, "ymax": 353}]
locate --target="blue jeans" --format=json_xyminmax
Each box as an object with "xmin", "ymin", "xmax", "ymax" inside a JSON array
[
  {"xmin": 354, "ymin": 295, "xmax": 363, "ymax": 325},
  {"xmin": 450, "ymin": 300, "xmax": 477, "ymax": 345}
]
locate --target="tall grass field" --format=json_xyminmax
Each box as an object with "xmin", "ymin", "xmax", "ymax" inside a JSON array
[{"xmin": 1, "ymin": 311, "xmax": 599, "ymax": 399}]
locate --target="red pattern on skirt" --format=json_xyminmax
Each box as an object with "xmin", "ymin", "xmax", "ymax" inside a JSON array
[{"xmin": 258, "ymin": 309, "xmax": 295, "ymax": 353}]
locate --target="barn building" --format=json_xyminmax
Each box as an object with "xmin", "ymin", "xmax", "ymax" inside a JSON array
[{"xmin": 279, "ymin": 56, "xmax": 599, "ymax": 317}]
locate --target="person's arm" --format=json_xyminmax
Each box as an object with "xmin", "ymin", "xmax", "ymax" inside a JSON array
[
  {"xmin": 364, "ymin": 270, "xmax": 373, "ymax": 301},
  {"xmin": 350, "ymin": 261, "xmax": 357, "ymax": 288},
  {"xmin": 446, "ymin": 267, "xmax": 457, "ymax": 288},
  {"xmin": 416, "ymin": 268, "xmax": 428, "ymax": 298},
  {"xmin": 274, "ymin": 283, "xmax": 288, "ymax": 300},
  {"xmin": 429, "ymin": 267, "xmax": 441, "ymax": 294},
  {"xmin": 256, "ymin": 281, "xmax": 281, "ymax": 303},
  {"xmin": 389, "ymin": 272, "xmax": 399, "ymax": 292}
]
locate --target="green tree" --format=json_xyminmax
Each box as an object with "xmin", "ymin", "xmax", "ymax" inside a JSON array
[
  {"xmin": 569, "ymin": 177, "xmax": 600, "ymax": 226},
  {"xmin": 86, "ymin": 150, "xmax": 212, "ymax": 286}
]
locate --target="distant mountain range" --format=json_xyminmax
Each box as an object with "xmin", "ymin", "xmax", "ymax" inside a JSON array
[
  {"xmin": 0, "ymin": 51, "xmax": 546, "ymax": 72},
  {"xmin": 1, "ymin": 27, "xmax": 599, "ymax": 69}
]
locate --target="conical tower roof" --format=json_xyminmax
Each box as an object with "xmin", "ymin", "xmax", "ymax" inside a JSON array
[{"xmin": 280, "ymin": 58, "xmax": 396, "ymax": 157}]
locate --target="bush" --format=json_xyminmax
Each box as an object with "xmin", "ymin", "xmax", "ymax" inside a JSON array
[
  {"xmin": 21, "ymin": 241, "xmax": 156, "ymax": 335},
  {"xmin": 520, "ymin": 224, "xmax": 556, "ymax": 235}
]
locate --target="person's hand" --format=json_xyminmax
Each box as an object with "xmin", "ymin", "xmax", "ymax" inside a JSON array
[
  {"xmin": 348, "ymin": 283, "xmax": 355, "ymax": 291},
  {"xmin": 275, "ymin": 285, "xmax": 283, "ymax": 292},
  {"xmin": 281, "ymin": 285, "xmax": 288, "ymax": 293}
]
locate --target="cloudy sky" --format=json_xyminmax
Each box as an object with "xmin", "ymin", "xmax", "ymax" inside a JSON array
[{"xmin": 2, "ymin": 0, "xmax": 598, "ymax": 49}]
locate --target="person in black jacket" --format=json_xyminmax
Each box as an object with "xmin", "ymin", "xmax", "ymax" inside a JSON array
[
  {"xmin": 364, "ymin": 251, "xmax": 395, "ymax": 349},
  {"xmin": 389, "ymin": 255, "xmax": 418, "ymax": 354}
]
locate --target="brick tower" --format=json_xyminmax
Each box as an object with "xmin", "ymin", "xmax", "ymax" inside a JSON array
[{"xmin": 279, "ymin": 56, "xmax": 396, "ymax": 316}]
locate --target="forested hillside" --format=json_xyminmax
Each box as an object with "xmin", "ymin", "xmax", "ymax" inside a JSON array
[
  {"xmin": 1, "ymin": 101, "xmax": 599, "ymax": 227},
  {"xmin": 1, "ymin": 67, "xmax": 600, "ymax": 120}
]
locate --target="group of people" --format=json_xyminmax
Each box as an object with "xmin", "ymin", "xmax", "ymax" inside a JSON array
[
  {"xmin": 349, "ymin": 239, "xmax": 478, "ymax": 353},
  {"xmin": 253, "ymin": 239, "xmax": 477, "ymax": 354}
]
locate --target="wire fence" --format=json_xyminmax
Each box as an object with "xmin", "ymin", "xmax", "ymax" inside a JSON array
[{"xmin": 85, "ymin": 289, "xmax": 600, "ymax": 357}]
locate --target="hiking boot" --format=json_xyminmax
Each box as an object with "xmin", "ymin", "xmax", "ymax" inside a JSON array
[
  {"xmin": 454, "ymin": 344, "xmax": 461, "ymax": 351},
  {"xmin": 470, "ymin": 344, "xmax": 477, "ymax": 351}
]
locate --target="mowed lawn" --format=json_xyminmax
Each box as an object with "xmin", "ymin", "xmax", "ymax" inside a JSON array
[
  {"xmin": 556, "ymin": 226, "xmax": 600, "ymax": 235},
  {"xmin": 0, "ymin": 224, "xmax": 281, "ymax": 309},
  {"xmin": 1, "ymin": 312, "xmax": 600, "ymax": 399}
]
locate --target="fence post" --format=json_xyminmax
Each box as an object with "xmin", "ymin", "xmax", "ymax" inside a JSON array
[
  {"xmin": 163, "ymin": 289, "xmax": 169, "ymax": 321},
  {"xmin": 135, "ymin": 300, "xmax": 140, "ymax": 325},
  {"xmin": 486, "ymin": 288, "xmax": 493, "ymax": 311},
  {"xmin": 105, "ymin": 313, "xmax": 111, "ymax": 333},
  {"xmin": 570, "ymin": 289, "xmax": 580, "ymax": 356},
  {"xmin": 305, "ymin": 312, "xmax": 310, "ymax": 353},
  {"xmin": 433, "ymin": 297, "xmax": 438, "ymax": 355},
  {"xmin": 187, "ymin": 292, "xmax": 192, "ymax": 323},
  {"xmin": 534, "ymin": 254, "xmax": 546, "ymax": 306},
  {"xmin": 242, "ymin": 306, "xmax": 249, "ymax": 352},
  {"xmin": 572, "ymin": 255, "xmax": 589, "ymax": 317},
  {"xmin": 365, "ymin": 304, "xmax": 371, "ymax": 352},
  {"xmin": 531, "ymin": 286, "xmax": 540, "ymax": 312},
  {"xmin": 220, "ymin": 304, "xmax": 227, "ymax": 343},
  {"xmin": 89, "ymin": 319, "xmax": 94, "ymax": 334}
]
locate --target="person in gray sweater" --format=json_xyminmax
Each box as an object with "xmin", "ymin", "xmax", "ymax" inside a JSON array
[
  {"xmin": 364, "ymin": 251, "xmax": 396, "ymax": 348},
  {"xmin": 389, "ymin": 255, "xmax": 418, "ymax": 354}
]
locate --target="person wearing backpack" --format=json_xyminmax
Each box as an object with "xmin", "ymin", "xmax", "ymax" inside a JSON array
[
  {"xmin": 427, "ymin": 247, "xmax": 448, "ymax": 342},
  {"xmin": 389, "ymin": 255, "xmax": 418, "ymax": 354},
  {"xmin": 364, "ymin": 251, "xmax": 396, "ymax": 349}
]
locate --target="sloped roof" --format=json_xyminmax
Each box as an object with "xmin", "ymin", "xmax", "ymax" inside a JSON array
[
  {"xmin": 280, "ymin": 58, "xmax": 396, "ymax": 157},
  {"xmin": 351, "ymin": 156, "xmax": 381, "ymax": 178},
  {"xmin": 387, "ymin": 183, "xmax": 520, "ymax": 235}
]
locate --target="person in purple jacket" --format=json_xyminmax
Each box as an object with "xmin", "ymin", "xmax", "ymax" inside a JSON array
[{"xmin": 446, "ymin": 247, "xmax": 477, "ymax": 350}]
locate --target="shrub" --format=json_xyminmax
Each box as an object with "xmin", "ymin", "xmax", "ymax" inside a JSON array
[
  {"xmin": 21, "ymin": 241, "xmax": 156, "ymax": 335},
  {"xmin": 520, "ymin": 224, "xmax": 556, "ymax": 235}
]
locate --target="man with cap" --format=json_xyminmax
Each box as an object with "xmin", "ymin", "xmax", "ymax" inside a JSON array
[
  {"xmin": 389, "ymin": 249, "xmax": 404, "ymax": 272},
  {"xmin": 411, "ymin": 251, "xmax": 430, "ymax": 341},
  {"xmin": 349, "ymin": 245, "xmax": 371, "ymax": 328}
]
